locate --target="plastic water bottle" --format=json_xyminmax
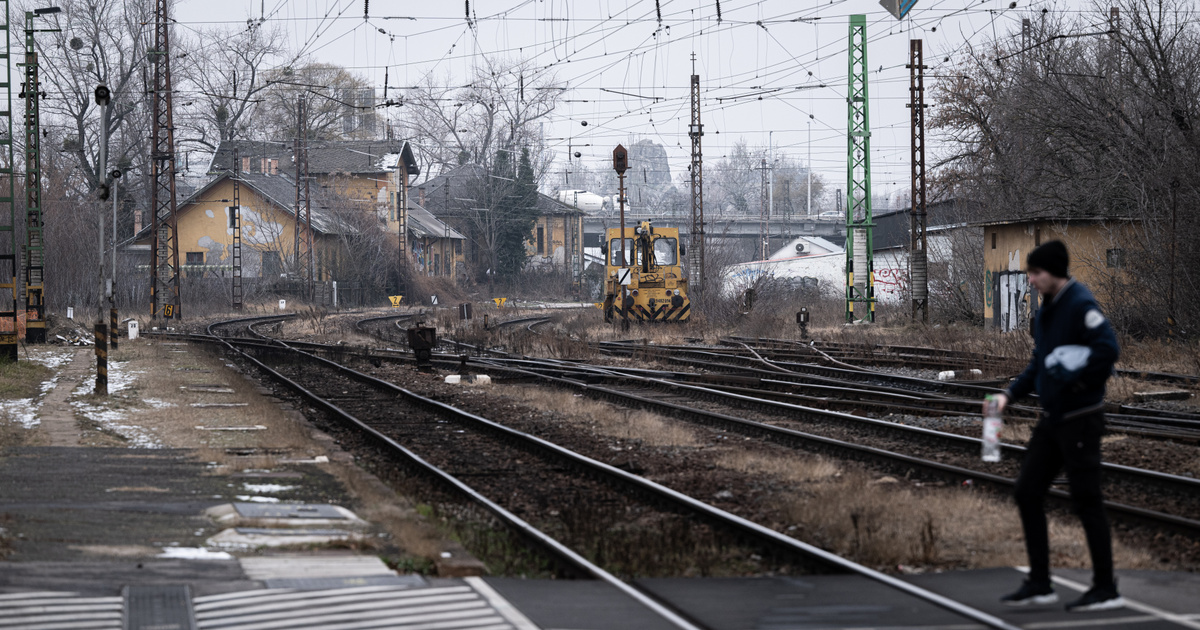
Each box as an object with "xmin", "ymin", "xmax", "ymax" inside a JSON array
[{"xmin": 982, "ymin": 395, "xmax": 1003, "ymax": 462}]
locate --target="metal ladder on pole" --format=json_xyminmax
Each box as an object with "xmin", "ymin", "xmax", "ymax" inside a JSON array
[
  {"xmin": 230, "ymin": 149, "xmax": 242, "ymax": 310},
  {"xmin": 0, "ymin": 0, "xmax": 17, "ymax": 360}
]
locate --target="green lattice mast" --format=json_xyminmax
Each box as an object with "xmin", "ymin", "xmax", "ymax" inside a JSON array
[
  {"xmin": 845, "ymin": 14, "xmax": 875, "ymax": 323},
  {"xmin": 0, "ymin": 0, "xmax": 17, "ymax": 359}
]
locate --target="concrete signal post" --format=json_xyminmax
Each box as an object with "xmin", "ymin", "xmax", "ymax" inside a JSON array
[{"xmin": 94, "ymin": 83, "xmax": 110, "ymax": 394}]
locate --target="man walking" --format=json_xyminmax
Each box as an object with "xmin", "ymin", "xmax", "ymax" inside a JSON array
[{"xmin": 987, "ymin": 240, "xmax": 1124, "ymax": 612}]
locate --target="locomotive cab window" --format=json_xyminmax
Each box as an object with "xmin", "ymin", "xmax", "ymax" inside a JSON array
[
  {"xmin": 609, "ymin": 238, "xmax": 640, "ymax": 266},
  {"xmin": 653, "ymin": 237, "xmax": 678, "ymax": 265}
]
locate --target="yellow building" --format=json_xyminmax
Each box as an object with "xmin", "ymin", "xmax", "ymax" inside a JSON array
[
  {"xmin": 395, "ymin": 162, "xmax": 586, "ymax": 282},
  {"xmin": 981, "ymin": 218, "xmax": 1136, "ymax": 331},
  {"xmin": 128, "ymin": 172, "xmax": 347, "ymax": 280},
  {"xmin": 527, "ymin": 195, "xmax": 585, "ymax": 277},
  {"xmin": 380, "ymin": 144, "xmax": 466, "ymax": 283},
  {"xmin": 208, "ymin": 139, "xmax": 403, "ymax": 204}
]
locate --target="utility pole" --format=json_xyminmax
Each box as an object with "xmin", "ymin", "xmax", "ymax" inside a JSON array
[
  {"xmin": 759, "ymin": 158, "xmax": 769, "ymax": 260},
  {"xmin": 109, "ymin": 168, "xmax": 120, "ymax": 349},
  {"xmin": 149, "ymin": 0, "xmax": 182, "ymax": 320},
  {"xmin": 1021, "ymin": 18, "xmax": 1032, "ymax": 72},
  {"xmin": 21, "ymin": 7, "xmax": 58, "ymax": 342},
  {"xmin": 846, "ymin": 14, "xmax": 875, "ymax": 324},
  {"xmin": 1168, "ymin": 179, "xmax": 1178, "ymax": 340},
  {"xmin": 293, "ymin": 94, "xmax": 313, "ymax": 301},
  {"xmin": 688, "ymin": 59, "xmax": 705, "ymax": 293},
  {"xmin": 807, "ymin": 118, "xmax": 812, "ymax": 217},
  {"xmin": 768, "ymin": 131, "xmax": 774, "ymax": 246},
  {"xmin": 0, "ymin": 0, "xmax": 18, "ymax": 361},
  {"xmin": 908, "ymin": 39, "xmax": 929, "ymax": 324},
  {"xmin": 230, "ymin": 148, "xmax": 243, "ymax": 310},
  {"xmin": 396, "ymin": 161, "xmax": 409, "ymax": 301}
]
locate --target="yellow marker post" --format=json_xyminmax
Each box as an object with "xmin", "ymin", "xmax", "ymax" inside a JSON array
[
  {"xmin": 493, "ymin": 298, "xmax": 507, "ymax": 307},
  {"xmin": 388, "ymin": 296, "xmax": 403, "ymax": 308}
]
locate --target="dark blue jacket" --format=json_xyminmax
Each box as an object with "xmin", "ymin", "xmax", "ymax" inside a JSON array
[{"xmin": 1005, "ymin": 279, "xmax": 1120, "ymax": 422}]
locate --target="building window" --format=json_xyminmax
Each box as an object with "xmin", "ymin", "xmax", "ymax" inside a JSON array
[
  {"xmin": 536, "ymin": 226, "xmax": 545, "ymax": 255},
  {"xmin": 1034, "ymin": 227, "xmax": 1041, "ymax": 246},
  {"xmin": 433, "ymin": 253, "xmax": 441, "ymax": 276},
  {"xmin": 454, "ymin": 240, "xmax": 462, "ymax": 255},
  {"xmin": 186, "ymin": 251, "xmax": 204, "ymax": 265},
  {"xmin": 991, "ymin": 232, "xmax": 997, "ymax": 250},
  {"xmin": 1106, "ymin": 248, "xmax": 1125, "ymax": 269}
]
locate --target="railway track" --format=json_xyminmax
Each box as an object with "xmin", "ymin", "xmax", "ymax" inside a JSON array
[
  {"xmin": 325, "ymin": 317, "xmax": 1200, "ymax": 540},
  {"xmin": 596, "ymin": 339, "xmax": 1200, "ymax": 441},
  {"xmin": 467, "ymin": 355, "xmax": 1200, "ymax": 533},
  {"xmin": 194, "ymin": 315, "xmax": 1024, "ymax": 630},
  {"xmin": 186, "ymin": 314, "xmax": 1200, "ymax": 549}
]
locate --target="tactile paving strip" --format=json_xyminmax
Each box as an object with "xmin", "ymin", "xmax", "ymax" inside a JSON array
[{"xmin": 124, "ymin": 584, "xmax": 198, "ymax": 630}]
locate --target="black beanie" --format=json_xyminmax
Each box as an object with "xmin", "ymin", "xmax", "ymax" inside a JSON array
[{"xmin": 1027, "ymin": 240, "xmax": 1069, "ymax": 278}]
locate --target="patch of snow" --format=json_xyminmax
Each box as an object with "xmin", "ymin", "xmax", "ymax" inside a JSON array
[
  {"xmin": 0, "ymin": 398, "xmax": 38, "ymax": 429},
  {"xmin": 375, "ymin": 152, "xmax": 400, "ymax": 171},
  {"xmin": 40, "ymin": 377, "xmax": 59, "ymax": 394},
  {"xmin": 26, "ymin": 349, "xmax": 76, "ymax": 370},
  {"xmin": 72, "ymin": 360, "xmax": 143, "ymax": 397},
  {"xmin": 156, "ymin": 547, "xmax": 234, "ymax": 560},
  {"xmin": 241, "ymin": 483, "xmax": 296, "ymax": 494},
  {"xmin": 234, "ymin": 495, "xmax": 280, "ymax": 503},
  {"xmin": 143, "ymin": 398, "xmax": 176, "ymax": 409},
  {"xmin": 72, "ymin": 401, "xmax": 163, "ymax": 448},
  {"xmin": 107, "ymin": 361, "xmax": 142, "ymax": 394}
]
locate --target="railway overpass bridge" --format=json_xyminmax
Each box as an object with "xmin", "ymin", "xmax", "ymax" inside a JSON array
[{"xmin": 583, "ymin": 214, "xmax": 845, "ymax": 247}]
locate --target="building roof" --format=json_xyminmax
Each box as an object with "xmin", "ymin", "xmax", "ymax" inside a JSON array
[
  {"xmin": 129, "ymin": 172, "xmax": 352, "ymax": 244},
  {"xmin": 414, "ymin": 163, "xmax": 582, "ymax": 218},
  {"xmin": 406, "ymin": 200, "xmax": 466, "ymax": 241},
  {"xmin": 873, "ymin": 198, "xmax": 980, "ymax": 250},
  {"xmin": 207, "ymin": 139, "xmax": 406, "ymax": 176},
  {"xmin": 971, "ymin": 216, "xmax": 1138, "ymax": 228}
]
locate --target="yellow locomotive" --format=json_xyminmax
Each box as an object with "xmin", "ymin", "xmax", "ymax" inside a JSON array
[{"xmin": 602, "ymin": 221, "xmax": 690, "ymax": 322}]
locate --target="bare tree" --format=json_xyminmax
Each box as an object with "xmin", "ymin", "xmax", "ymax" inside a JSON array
[
  {"xmin": 402, "ymin": 58, "xmax": 562, "ymax": 179},
  {"xmin": 175, "ymin": 22, "xmax": 287, "ymax": 151},
  {"xmin": 931, "ymin": 0, "xmax": 1200, "ymax": 335},
  {"xmin": 28, "ymin": 0, "xmax": 153, "ymax": 196},
  {"xmin": 257, "ymin": 63, "xmax": 377, "ymax": 141}
]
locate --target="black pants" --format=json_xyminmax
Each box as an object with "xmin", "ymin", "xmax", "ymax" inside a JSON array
[{"xmin": 1014, "ymin": 413, "xmax": 1114, "ymax": 588}]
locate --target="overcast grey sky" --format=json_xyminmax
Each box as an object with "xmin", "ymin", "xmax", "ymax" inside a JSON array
[{"xmin": 174, "ymin": 0, "xmax": 1092, "ymax": 204}]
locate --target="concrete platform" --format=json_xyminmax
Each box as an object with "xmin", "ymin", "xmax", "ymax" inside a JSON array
[{"xmin": 2, "ymin": 568, "xmax": 1196, "ymax": 629}]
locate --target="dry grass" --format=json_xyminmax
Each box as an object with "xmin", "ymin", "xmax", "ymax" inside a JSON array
[
  {"xmin": 507, "ymin": 386, "xmax": 702, "ymax": 447},
  {"xmin": 790, "ymin": 470, "xmax": 1156, "ymax": 571},
  {"xmin": 510, "ymin": 383, "xmax": 1163, "ymax": 571},
  {"xmin": 0, "ymin": 358, "xmax": 53, "ymax": 400},
  {"xmin": 715, "ymin": 449, "xmax": 841, "ymax": 485}
]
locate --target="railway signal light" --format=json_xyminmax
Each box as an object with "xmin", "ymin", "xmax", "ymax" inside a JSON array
[{"xmin": 612, "ymin": 144, "xmax": 627, "ymax": 175}]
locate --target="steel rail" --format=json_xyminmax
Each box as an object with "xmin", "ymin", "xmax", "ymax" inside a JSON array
[
  {"xmin": 599, "ymin": 341, "xmax": 1200, "ymax": 432},
  {"xmin": 479, "ymin": 358, "xmax": 1200, "ymax": 525},
  {"xmin": 223, "ymin": 336, "xmax": 1023, "ymax": 630}
]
